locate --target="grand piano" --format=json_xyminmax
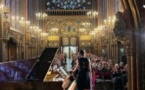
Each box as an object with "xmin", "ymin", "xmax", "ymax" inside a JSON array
[{"xmin": 0, "ymin": 48, "xmax": 65, "ymax": 90}]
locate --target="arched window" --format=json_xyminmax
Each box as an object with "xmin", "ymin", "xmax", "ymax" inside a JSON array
[
  {"xmin": 5, "ymin": 0, "xmax": 10, "ymax": 9},
  {"xmin": 102, "ymin": 0, "xmax": 107, "ymax": 20},
  {"xmin": 114, "ymin": 0, "xmax": 122, "ymax": 13}
]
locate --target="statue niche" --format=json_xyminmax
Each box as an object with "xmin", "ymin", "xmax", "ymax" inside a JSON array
[
  {"xmin": 113, "ymin": 11, "xmax": 127, "ymax": 39},
  {"xmin": 113, "ymin": 10, "xmax": 132, "ymax": 45}
]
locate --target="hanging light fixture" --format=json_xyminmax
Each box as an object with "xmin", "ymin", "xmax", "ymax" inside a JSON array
[
  {"xmin": 87, "ymin": 11, "xmax": 98, "ymax": 18},
  {"xmin": 35, "ymin": 12, "xmax": 47, "ymax": 20}
]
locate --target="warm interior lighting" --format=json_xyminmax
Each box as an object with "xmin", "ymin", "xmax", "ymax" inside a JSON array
[
  {"xmin": 36, "ymin": 28, "xmax": 41, "ymax": 32},
  {"xmin": 104, "ymin": 19, "xmax": 107, "ymax": 23},
  {"xmin": 89, "ymin": 31, "xmax": 95, "ymax": 35},
  {"xmin": 12, "ymin": 16, "xmax": 15, "ymax": 20},
  {"xmin": 16, "ymin": 16, "xmax": 19, "ymax": 20},
  {"xmin": 0, "ymin": 4, "xmax": 4, "ymax": 9},
  {"xmin": 143, "ymin": 5, "xmax": 145, "ymax": 8},
  {"xmin": 94, "ymin": 27, "xmax": 98, "ymax": 31},
  {"xmin": 81, "ymin": 22, "xmax": 90, "ymax": 26},
  {"xmin": 20, "ymin": 17, "xmax": 24, "ymax": 21},
  {"xmin": 26, "ymin": 21, "xmax": 30, "ymax": 25},
  {"xmin": 47, "ymin": 70, "xmax": 52, "ymax": 75},
  {"xmin": 51, "ymin": 28, "xmax": 58, "ymax": 31},
  {"xmin": 87, "ymin": 11, "xmax": 98, "ymax": 18},
  {"xmin": 36, "ymin": 12, "xmax": 47, "ymax": 20},
  {"xmin": 79, "ymin": 28, "xmax": 85, "ymax": 32},
  {"xmin": 41, "ymin": 32, "xmax": 48, "ymax": 36}
]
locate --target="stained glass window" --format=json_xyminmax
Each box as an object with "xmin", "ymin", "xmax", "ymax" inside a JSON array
[
  {"xmin": 114, "ymin": 0, "xmax": 122, "ymax": 13},
  {"xmin": 28, "ymin": 0, "xmax": 34, "ymax": 22},
  {"xmin": 5, "ymin": 0, "xmax": 10, "ymax": 9},
  {"xmin": 46, "ymin": 0, "xmax": 92, "ymax": 10},
  {"xmin": 102, "ymin": 0, "xmax": 107, "ymax": 20},
  {"xmin": 5, "ymin": 0, "xmax": 11, "ymax": 25},
  {"xmin": 15, "ymin": 0, "xmax": 19, "ymax": 29},
  {"xmin": 15, "ymin": 0, "xmax": 19, "ymax": 16},
  {"xmin": 11, "ymin": 0, "xmax": 16, "ymax": 27}
]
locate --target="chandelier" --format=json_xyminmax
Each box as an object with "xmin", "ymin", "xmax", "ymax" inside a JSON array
[
  {"xmin": 41, "ymin": 32, "xmax": 48, "ymax": 36},
  {"xmin": 87, "ymin": 11, "xmax": 98, "ymax": 18},
  {"xmin": 81, "ymin": 22, "xmax": 90, "ymax": 26},
  {"xmin": 35, "ymin": 12, "xmax": 47, "ymax": 20},
  {"xmin": 79, "ymin": 28, "xmax": 85, "ymax": 32}
]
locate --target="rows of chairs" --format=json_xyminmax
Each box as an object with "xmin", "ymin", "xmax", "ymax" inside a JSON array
[{"xmin": 94, "ymin": 70, "xmax": 127, "ymax": 90}]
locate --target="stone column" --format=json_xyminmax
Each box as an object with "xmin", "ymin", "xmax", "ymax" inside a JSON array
[
  {"xmin": 97, "ymin": 0, "xmax": 103, "ymax": 26},
  {"xmin": 107, "ymin": 0, "xmax": 111, "ymax": 17},
  {"xmin": 116, "ymin": 43, "xmax": 119, "ymax": 62},
  {"xmin": 0, "ymin": 0, "xmax": 3, "ymax": 61},
  {"xmin": 110, "ymin": 0, "xmax": 116, "ymax": 16},
  {"xmin": 0, "ymin": 17, "xmax": 3, "ymax": 62},
  {"xmin": 0, "ymin": 0, "xmax": 8, "ymax": 62},
  {"xmin": 25, "ymin": 0, "xmax": 29, "ymax": 59}
]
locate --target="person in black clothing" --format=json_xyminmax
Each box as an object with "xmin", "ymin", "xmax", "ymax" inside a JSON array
[
  {"xmin": 121, "ymin": 55, "xmax": 127, "ymax": 65},
  {"xmin": 72, "ymin": 49, "xmax": 92, "ymax": 90},
  {"xmin": 112, "ymin": 64, "xmax": 123, "ymax": 90}
]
